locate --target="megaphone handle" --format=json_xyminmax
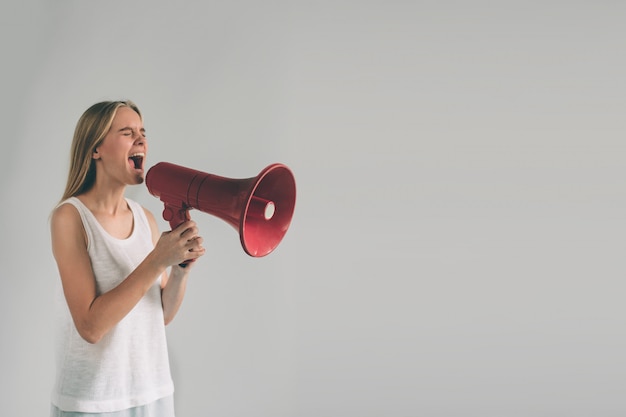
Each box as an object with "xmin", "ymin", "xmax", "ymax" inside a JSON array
[{"xmin": 162, "ymin": 204, "xmax": 195, "ymax": 268}]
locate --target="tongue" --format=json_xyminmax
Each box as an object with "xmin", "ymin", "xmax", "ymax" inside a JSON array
[{"xmin": 129, "ymin": 157, "xmax": 143, "ymax": 169}]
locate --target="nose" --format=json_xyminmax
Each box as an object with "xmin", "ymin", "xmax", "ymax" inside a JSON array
[
  {"xmin": 134, "ymin": 134, "xmax": 146, "ymax": 146},
  {"xmin": 133, "ymin": 136, "xmax": 147, "ymax": 155}
]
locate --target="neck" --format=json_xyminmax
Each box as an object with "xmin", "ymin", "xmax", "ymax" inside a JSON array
[{"xmin": 79, "ymin": 183, "xmax": 128, "ymax": 215}]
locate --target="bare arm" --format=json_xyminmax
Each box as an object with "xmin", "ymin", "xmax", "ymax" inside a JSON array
[
  {"xmin": 51, "ymin": 203, "xmax": 204, "ymax": 343},
  {"xmin": 161, "ymin": 264, "xmax": 190, "ymax": 325},
  {"xmin": 144, "ymin": 208, "xmax": 204, "ymax": 325}
]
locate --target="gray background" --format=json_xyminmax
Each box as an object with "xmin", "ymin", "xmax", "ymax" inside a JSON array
[{"xmin": 1, "ymin": 1, "xmax": 624, "ymax": 416}]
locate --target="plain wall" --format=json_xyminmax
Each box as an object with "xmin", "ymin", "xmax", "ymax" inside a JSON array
[{"xmin": 1, "ymin": 1, "xmax": 624, "ymax": 416}]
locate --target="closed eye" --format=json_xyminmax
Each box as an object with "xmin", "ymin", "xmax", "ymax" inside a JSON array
[{"xmin": 119, "ymin": 127, "xmax": 146, "ymax": 138}]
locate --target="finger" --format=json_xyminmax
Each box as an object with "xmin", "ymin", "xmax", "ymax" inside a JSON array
[
  {"xmin": 173, "ymin": 221, "xmax": 196, "ymax": 236},
  {"xmin": 189, "ymin": 246, "xmax": 206, "ymax": 259},
  {"xmin": 172, "ymin": 220, "xmax": 191, "ymax": 233},
  {"xmin": 181, "ymin": 225, "xmax": 200, "ymax": 240},
  {"xmin": 190, "ymin": 236, "xmax": 203, "ymax": 245},
  {"xmin": 186, "ymin": 237, "xmax": 204, "ymax": 252}
]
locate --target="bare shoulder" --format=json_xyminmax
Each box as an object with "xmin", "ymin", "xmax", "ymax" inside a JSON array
[
  {"xmin": 51, "ymin": 202, "xmax": 81, "ymax": 230},
  {"xmin": 50, "ymin": 201, "xmax": 87, "ymax": 248},
  {"xmin": 142, "ymin": 206, "xmax": 161, "ymax": 244},
  {"xmin": 142, "ymin": 206, "xmax": 160, "ymax": 230},
  {"xmin": 142, "ymin": 206, "xmax": 157, "ymax": 222}
]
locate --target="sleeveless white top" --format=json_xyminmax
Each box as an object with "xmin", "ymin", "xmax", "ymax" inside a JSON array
[{"xmin": 51, "ymin": 197, "xmax": 174, "ymax": 413}]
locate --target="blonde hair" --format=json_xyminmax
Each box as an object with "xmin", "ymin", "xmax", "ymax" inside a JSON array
[{"xmin": 61, "ymin": 100, "xmax": 142, "ymax": 201}]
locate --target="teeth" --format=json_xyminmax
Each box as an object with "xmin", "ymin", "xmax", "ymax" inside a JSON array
[{"xmin": 129, "ymin": 152, "xmax": 144, "ymax": 170}]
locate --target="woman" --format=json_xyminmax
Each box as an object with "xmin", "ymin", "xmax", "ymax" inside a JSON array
[{"xmin": 50, "ymin": 100, "xmax": 205, "ymax": 416}]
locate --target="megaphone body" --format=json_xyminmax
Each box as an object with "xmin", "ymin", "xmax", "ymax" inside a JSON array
[{"xmin": 145, "ymin": 162, "xmax": 296, "ymax": 258}]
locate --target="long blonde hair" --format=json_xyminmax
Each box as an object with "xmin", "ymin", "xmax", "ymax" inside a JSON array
[{"xmin": 61, "ymin": 100, "xmax": 142, "ymax": 201}]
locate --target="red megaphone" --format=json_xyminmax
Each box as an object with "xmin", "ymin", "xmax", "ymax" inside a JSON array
[{"xmin": 145, "ymin": 162, "xmax": 296, "ymax": 258}]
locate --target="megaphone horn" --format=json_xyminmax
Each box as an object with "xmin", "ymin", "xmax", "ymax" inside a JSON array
[{"xmin": 146, "ymin": 162, "xmax": 296, "ymax": 258}]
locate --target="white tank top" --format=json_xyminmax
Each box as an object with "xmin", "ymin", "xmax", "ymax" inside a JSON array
[{"xmin": 51, "ymin": 197, "xmax": 174, "ymax": 413}]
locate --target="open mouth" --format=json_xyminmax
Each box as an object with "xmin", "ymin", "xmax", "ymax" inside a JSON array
[{"xmin": 129, "ymin": 153, "xmax": 145, "ymax": 170}]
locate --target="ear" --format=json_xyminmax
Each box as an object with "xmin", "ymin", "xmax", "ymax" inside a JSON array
[{"xmin": 92, "ymin": 148, "xmax": 100, "ymax": 160}]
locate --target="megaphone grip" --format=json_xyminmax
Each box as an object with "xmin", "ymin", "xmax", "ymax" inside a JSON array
[
  {"xmin": 162, "ymin": 205, "xmax": 191, "ymax": 231},
  {"xmin": 160, "ymin": 203, "xmax": 194, "ymax": 268}
]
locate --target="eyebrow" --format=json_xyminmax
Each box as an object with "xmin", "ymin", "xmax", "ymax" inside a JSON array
[{"xmin": 118, "ymin": 126, "xmax": 146, "ymax": 134}]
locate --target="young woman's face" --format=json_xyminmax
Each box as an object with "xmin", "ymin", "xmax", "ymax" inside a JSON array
[{"xmin": 94, "ymin": 106, "xmax": 147, "ymax": 186}]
